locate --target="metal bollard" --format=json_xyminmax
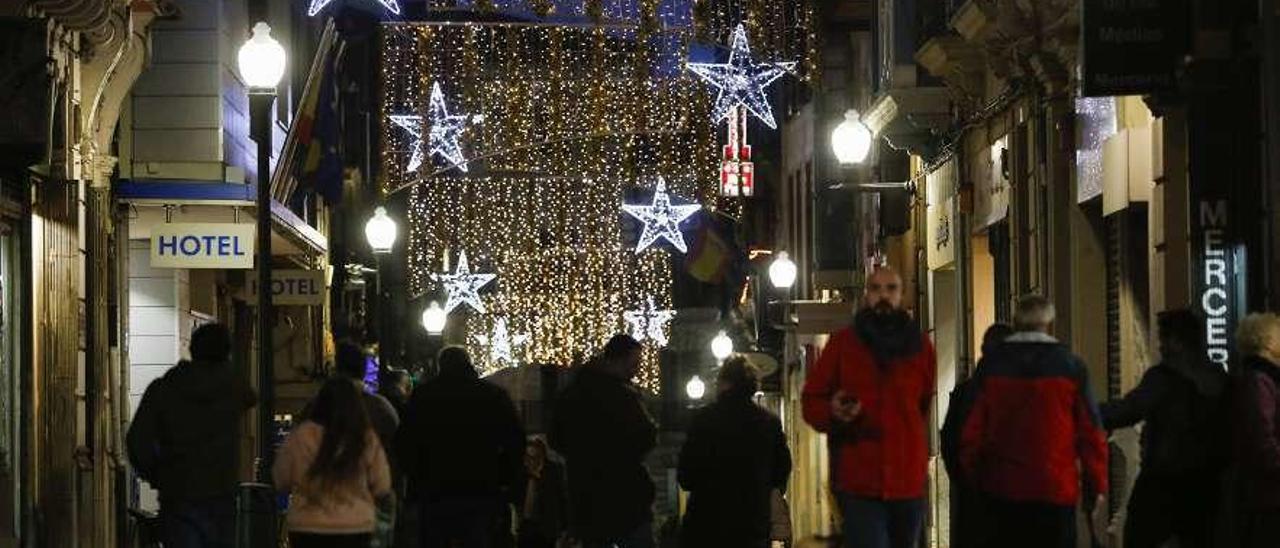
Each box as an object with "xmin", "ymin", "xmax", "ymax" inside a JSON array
[{"xmin": 236, "ymin": 482, "xmax": 278, "ymax": 548}]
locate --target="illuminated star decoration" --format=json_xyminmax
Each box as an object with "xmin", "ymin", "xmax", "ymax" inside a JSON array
[
  {"xmin": 431, "ymin": 250, "xmax": 496, "ymax": 314},
  {"xmin": 474, "ymin": 318, "xmax": 530, "ymax": 369},
  {"xmin": 388, "ymin": 82, "xmax": 472, "ymax": 174},
  {"xmin": 624, "ymin": 297, "xmax": 677, "ymax": 347},
  {"xmin": 686, "ymin": 23, "xmax": 797, "ymax": 130},
  {"xmin": 621, "ymin": 177, "xmax": 703, "ymax": 254},
  {"xmin": 307, "ymin": 0, "xmax": 400, "ymax": 16}
]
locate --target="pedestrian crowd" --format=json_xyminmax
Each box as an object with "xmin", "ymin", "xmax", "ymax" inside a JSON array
[{"xmin": 125, "ymin": 266, "xmax": 1280, "ymax": 548}]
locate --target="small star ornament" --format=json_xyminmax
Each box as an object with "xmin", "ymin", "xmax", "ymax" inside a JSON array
[
  {"xmin": 474, "ymin": 318, "xmax": 530, "ymax": 369},
  {"xmin": 624, "ymin": 297, "xmax": 677, "ymax": 347},
  {"xmin": 307, "ymin": 0, "xmax": 400, "ymax": 16},
  {"xmin": 389, "ymin": 82, "xmax": 472, "ymax": 174},
  {"xmin": 686, "ymin": 23, "xmax": 796, "ymax": 129},
  {"xmin": 621, "ymin": 177, "xmax": 702, "ymax": 254},
  {"xmin": 431, "ymin": 250, "xmax": 496, "ymax": 314}
]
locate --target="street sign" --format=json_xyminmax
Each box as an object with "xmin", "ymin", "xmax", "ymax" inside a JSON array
[
  {"xmin": 151, "ymin": 223, "xmax": 255, "ymax": 269},
  {"xmin": 243, "ymin": 270, "xmax": 326, "ymax": 306},
  {"xmin": 1080, "ymin": 0, "xmax": 1188, "ymax": 96}
]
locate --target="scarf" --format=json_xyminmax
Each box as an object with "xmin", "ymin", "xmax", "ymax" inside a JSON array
[{"xmin": 853, "ymin": 307, "xmax": 922, "ymax": 366}]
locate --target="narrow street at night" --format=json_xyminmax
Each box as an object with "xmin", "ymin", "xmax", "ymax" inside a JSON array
[{"xmin": 0, "ymin": 0, "xmax": 1279, "ymax": 547}]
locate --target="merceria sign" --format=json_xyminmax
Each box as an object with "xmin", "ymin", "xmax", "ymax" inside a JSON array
[
  {"xmin": 151, "ymin": 223, "xmax": 255, "ymax": 269},
  {"xmin": 1198, "ymin": 200, "xmax": 1234, "ymax": 367},
  {"xmin": 244, "ymin": 270, "xmax": 326, "ymax": 306}
]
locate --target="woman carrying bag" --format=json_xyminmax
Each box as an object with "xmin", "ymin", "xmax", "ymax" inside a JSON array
[{"xmin": 274, "ymin": 378, "xmax": 393, "ymax": 548}]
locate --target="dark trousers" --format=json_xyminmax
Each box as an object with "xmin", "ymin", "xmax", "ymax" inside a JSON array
[
  {"xmin": 578, "ymin": 521, "xmax": 654, "ymax": 548},
  {"xmin": 837, "ymin": 494, "xmax": 925, "ymax": 548},
  {"xmin": 1238, "ymin": 509, "xmax": 1280, "ymax": 548},
  {"xmin": 159, "ymin": 495, "xmax": 235, "ymax": 548},
  {"xmin": 1124, "ymin": 470, "xmax": 1217, "ymax": 548},
  {"xmin": 982, "ymin": 497, "xmax": 1075, "ymax": 548},
  {"xmin": 420, "ymin": 497, "xmax": 505, "ymax": 548},
  {"xmin": 950, "ymin": 485, "xmax": 988, "ymax": 548},
  {"xmin": 289, "ymin": 532, "xmax": 373, "ymax": 548}
]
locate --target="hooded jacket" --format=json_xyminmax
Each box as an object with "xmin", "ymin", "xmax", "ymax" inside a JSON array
[
  {"xmin": 960, "ymin": 333, "xmax": 1108, "ymax": 506},
  {"xmin": 126, "ymin": 360, "xmax": 256, "ymax": 502}
]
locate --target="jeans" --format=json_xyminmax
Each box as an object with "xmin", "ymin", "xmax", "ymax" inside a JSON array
[
  {"xmin": 159, "ymin": 495, "xmax": 236, "ymax": 548},
  {"xmin": 289, "ymin": 532, "xmax": 374, "ymax": 548},
  {"xmin": 579, "ymin": 521, "xmax": 654, "ymax": 548},
  {"xmin": 983, "ymin": 497, "xmax": 1075, "ymax": 548},
  {"xmin": 420, "ymin": 497, "xmax": 505, "ymax": 548},
  {"xmin": 836, "ymin": 495, "xmax": 924, "ymax": 548}
]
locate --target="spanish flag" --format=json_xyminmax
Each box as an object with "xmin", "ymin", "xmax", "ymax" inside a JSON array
[{"xmin": 684, "ymin": 212, "xmax": 744, "ymax": 285}]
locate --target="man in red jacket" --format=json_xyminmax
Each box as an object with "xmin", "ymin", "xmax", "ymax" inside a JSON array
[
  {"xmin": 802, "ymin": 267, "xmax": 936, "ymax": 548},
  {"xmin": 959, "ymin": 296, "xmax": 1108, "ymax": 548}
]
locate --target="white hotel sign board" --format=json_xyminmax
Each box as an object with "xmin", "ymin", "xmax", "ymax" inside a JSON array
[{"xmin": 150, "ymin": 223, "xmax": 255, "ymax": 269}]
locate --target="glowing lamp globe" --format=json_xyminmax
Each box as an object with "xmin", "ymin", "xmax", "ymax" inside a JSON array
[
  {"xmin": 364, "ymin": 207, "xmax": 397, "ymax": 254},
  {"xmin": 831, "ymin": 109, "xmax": 873, "ymax": 165},
  {"xmin": 711, "ymin": 330, "xmax": 733, "ymax": 361},
  {"xmin": 769, "ymin": 251, "xmax": 798, "ymax": 289},
  {"xmin": 237, "ymin": 23, "xmax": 286, "ymax": 90},
  {"xmin": 421, "ymin": 301, "xmax": 447, "ymax": 335},
  {"xmin": 686, "ymin": 375, "xmax": 706, "ymax": 400}
]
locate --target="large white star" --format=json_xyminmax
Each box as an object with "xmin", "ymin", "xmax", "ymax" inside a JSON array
[
  {"xmin": 431, "ymin": 250, "xmax": 496, "ymax": 314},
  {"xmin": 474, "ymin": 318, "xmax": 530, "ymax": 370},
  {"xmin": 621, "ymin": 177, "xmax": 702, "ymax": 254},
  {"xmin": 307, "ymin": 0, "xmax": 400, "ymax": 16},
  {"xmin": 624, "ymin": 297, "xmax": 676, "ymax": 347},
  {"xmin": 388, "ymin": 82, "xmax": 471, "ymax": 174},
  {"xmin": 686, "ymin": 23, "xmax": 797, "ymax": 129}
]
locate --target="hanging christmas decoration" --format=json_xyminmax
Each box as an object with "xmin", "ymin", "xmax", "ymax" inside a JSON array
[
  {"xmin": 307, "ymin": 0, "xmax": 400, "ymax": 17},
  {"xmin": 621, "ymin": 177, "xmax": 703, "ymax": 254},
  {"xmin": 431, "ymin": 250, "xmax": 496, "ymax": 314},
  {"xmin": 474, "ymin": 317, "xmax": 530, "ymax": 370},
  {"xmin": 720, "ymin": 104, "xmax": 754, "ymax": 197},
  {"xmin": 686, "ymin": 23, "xmax": 796, "ymax": 130},
  {"xmin": 388, "ymin": 82, "xmax": 472, "ymax": 174},
  {"xmin": 623, "ymin": 297, "xmax": 676, "ymax": 347}
]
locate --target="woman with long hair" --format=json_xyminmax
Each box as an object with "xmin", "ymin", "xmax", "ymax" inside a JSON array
[{"xmin": 274, "ymin": 378, "xmax": 392, "ymax": 548}]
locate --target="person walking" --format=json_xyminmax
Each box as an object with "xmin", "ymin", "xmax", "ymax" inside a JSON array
[
  {"xmin": 678, "ymin": 355, "xmax": 791, "ymax": 548},
  {"xmin": 332, "ymin": 343, "xmax": 400, "ymax": 454},
  {"xmin": 518, "ymin": 437, "xmax": 569, "ymax": 548},
  {"xmin": 939, "ymin": 322, "xmax": 1012, "ymax": 548},
  {"xmin": 397, "ymin": 346, "xmax": 526, "ymax": 548},
  {"xmin": 1232, "ymin": 312, "xmax": 1280, "ymax": 548},
  {"xmin": 126, "ymin": 323, "xmax": 256, "ymax": 548},
  {"xmin": 381, "ymin": 368, "xmax": 413, "ymax": 419},
  {"xmin": 1099, "ymin": 309, "xmax": 1228, "ymax": 548},
  {"xmin": 959, "ymin": 296, "xmax": 1109, "ymax": 548},
  {"xmin": 550, "ymin": 335, "xmax": 657, "ymax": 548},
  {"xmin": 801, "ymin": 267, "xmax": 936, "ymax": 548},
  {"xmin": 273, "ymin": 378, "xmax": 392, "ymax": 548}
]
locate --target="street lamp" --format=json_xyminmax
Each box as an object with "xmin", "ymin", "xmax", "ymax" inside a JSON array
[
  {"xmin": 768, "ymin": 251, "xmax": 797, "ymax": 290},
  {"xmin": 239, "ymin": 21, "xmax": 285, "ymax": 481},
  {"xmin": 364, "ymin": 206, "xmax": 398, "ymax": 254},
  {"xmin": 685, "ymin": 375, "xmax": 706, "ymax": 400},
  {"xmin": 831, "ymin": 109, "xmax": 873, "ymax": 165},
  {"xmin": 421, "ymin": 301, "xmax": 447, "ymax": 335},
  {"xmin": 711, "ymin": 330, "xmax": 733, "ymax": 362}
]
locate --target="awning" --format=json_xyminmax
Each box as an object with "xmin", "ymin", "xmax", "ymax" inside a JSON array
[{"xmin": 117, "ymin": 180, "xmax": 327, "ymax": 257}]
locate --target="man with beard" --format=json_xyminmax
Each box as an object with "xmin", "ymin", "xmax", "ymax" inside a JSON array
[{"xmin": 802, "ymin": 267, "xmax": 936, "ymax": 548}]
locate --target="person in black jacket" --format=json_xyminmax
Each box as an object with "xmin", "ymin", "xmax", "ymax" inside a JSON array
[
  {"xmin": 1101, "ymin": 309, "xmax": 1228, "ymax": 548},
  {"xmin": 939, "ymin": 322, "xmax": 1012, "ymax": 548},
  {"xmin": 127, "ymin": 323, "xmax": 256, "ymax": 548},
  {"xmin": 550, "ymin": 335, "xmax": 657, "ymax": 548},
  {"xmin": 678, "ymin": 355, "xmax": 791, "ymax": 548},
  {"xmin": 397, "ymin": 345, "xmax": 526, "ymax": 548}
]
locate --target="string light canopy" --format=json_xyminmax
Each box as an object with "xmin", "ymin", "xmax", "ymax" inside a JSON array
[
  {"xmin": 389, "ymin": 82, "xmax": 473, "ymax": 174},
  {"xmin": 307, "ymin": 0, "xmax": 400, "ymax": 17},
  {"xmin": 623, "ymin": 296, "xmax": 677, "ymax": 347},
  {"xmin": 686, "ymin": 23, "xmax": 796, "ymax": 130},
  {"xmin": 621, "ymin": 177, "xmax": 703, "ymax": 254},
  {"xmin": 431, "ymin": 250, "xmax": 497, "ymax": 314}
]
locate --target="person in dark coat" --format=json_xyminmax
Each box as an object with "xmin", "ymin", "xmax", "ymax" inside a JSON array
[
  {"xmin": 550, "ymin": 335, "xmax": 657, "ymax": 548},
  {"xmin": 518, "ymin": 436, "xmax": 569, "ymax": 548},
  {"xmin": 678, "ymin": 355, "xmax": 791, "ymax": 548},
  {"xmin": 381, "ymin": 368, "xmax": 413, "ymax": 419},
  {"xmin": 1100, "ymin": 309, "xmax": 1228, "ymax": 548},
  {"xmin": 939, "ymin": 322, "xmax": 1012, "ymax": 548},
  {"xmin": 127, "ymin": 323, "xmax": 256, "ymax": 548},
  {"xmin": 1232, "ymin": 312, "xmax": 1280, "ymax": 548},
  {"xmin": 397, "ymin": 346, "xmax": 526, "ymax": 548},
  {"xmin": 333, "ymin": 343, "xmax": 400, "ymax": 453}
]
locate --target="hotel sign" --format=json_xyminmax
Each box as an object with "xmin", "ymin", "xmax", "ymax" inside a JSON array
[{"xmin": 151, "ymin": 223, "xmax": 255, "ymax": 269}]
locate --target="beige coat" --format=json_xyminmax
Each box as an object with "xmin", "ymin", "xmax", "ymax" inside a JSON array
[{"xmin": 273, "ymin": 421, "xmax": 392, "ymax": 534}]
